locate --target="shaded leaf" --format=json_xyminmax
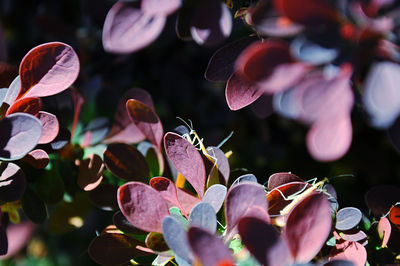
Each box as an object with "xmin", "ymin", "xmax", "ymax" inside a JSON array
[
  {"xmin": 113, "ymin": 211, "xmax": 147, "ymax": 236},
  {"xmin": 306, "ymin": 114, "xmax": 353, "ymax": 162},
  {"xmin": 364, "ymin": 185, "xmax": 400, "ymax": 215},
  {"xmin": 205, "ymin": 37, "xmax": 256, "ymax": 82},
  {"xmin": 335, "ymin": 207, "xmax": 362, "ymax": 231},
  {"xmin": 207, "ymin": 147, "xmax": 230, "ymax": 185},
  {"xmin": 89, "ymin": 183, "xmax": 119, "ymax": 211},
  {"xmin": 0, "ymin": 222, "xmax": 35, "ymax": 259},
  {"xmin": 267, "ymin": 172, "xmax": 303, "ymax": 191},
  {"xmin": 190, "ymin": 0, "xmax": 232, "ymax": 47},
  {"xmin": 50, "ymin": 127, "xmax": 70, "ymax": 150},
  {"xmin": 145, "ymin": 232, "xmax": 169, "ymax": 252},
  {"xmin": 102, "ymin": 1, "xmax": 166, "ymax": 54},
  {"xmin": 21, "ymin": 187, "xmax": 47, "ymax": 224},
  {"xmin": 0, "ymin": 163, "xmax": 26, "ymax": 202},
  {"xmin": 203, "ymin": 184, "xmax": 227, "ymax": 213},
  {"xmin": 189, "ymin": 202, "xmax": 217, "ymax": 233},
  {"xmin": 88, "ymin": 233, "xmax": 152, "ymax": 265},
  {"xmin": 104, "ymin": 143, "xmax": 150, "ymax": 181},
  {"xmin": 0, "ymin": 113, "xmax": 42, "ymax": 161},
  {"xmin": 162, "ymin": 216, "xmax": 193, "ymax": 263},
  {"xmin": 164, "ymin": 132, "xmax": 206, "ymax": 198},
  {"xmin": 188, "ymin": 226, "xmax": 234, "ymax": 266},
  {"xmin": 238, "ymin": 217, "xmax": 292, "ymax": 266},
  {"xmin": 118, "ymin": 182, "xmax": 169, "ymax": 233},
  {"xmin": 5, "ymin": 97, "xmax": 41, "ymax": 116},
  {"xmin": 127, "ymin": 99, "xmax": 163, "ymax": 149},
  {"xmin": 0, "ymin": 225, "xmax": 6, "ymax": 256},
  {"xmin": 76, "ymin": 154, "xmax": 104, "ymax": 191},
  {"xmin": 329, "ymin": 241, "xmax": 367, "ymax": 266},
  {"xmin": 36, "ymin": 163, "xmax": 64, "ymax": 204},
  {"xmin": 138, "ymin": 141, "xmax": 164, "ymax": 177},
  {"xmin": 283, "ymin": 193, "xmax": 332, "ymax": 263},
  {"xmin": 225, "ymin": 182, "xmax": 270, "ymax": 233},
  {"xmin": 18, "ymin": 42, "xmax": 79, "ymax": 98},
  {"xmin": 23, "ymin": 149, "xmax": 49, "ymax": 169}
]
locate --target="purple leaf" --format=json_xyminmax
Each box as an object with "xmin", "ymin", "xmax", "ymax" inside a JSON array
[
  {"xmin": 225, "ymin": 182, "xmax": 270, "ymax": 234},
  {"xmin": 105, "ymin": 88, "xmax": 153, "ymax": 144},
  {"xmin": 102, "ymin": 1, "xmax": 166, "ymax": 54},
  {"xmin": 189, "ymin": 202, "xmax": 217, "ymax": 233},
  {"xmin": 162, "ymin": 216, "xmax": 193, "ymax": 263},
  {"xmin": 225, "ymin": 72, "xmax": 263, "ymax": 111},
  {"xmin": 238, "ymin": 217, "xmax": 293, "ymax": 266},
  {"xmin": 188, "ymin": 226, "xmax": 234, "ymax": 265},
  {"xmin": 118, "ymin": 182, "xmax": 169, "ymax": 233},
  {"xmin": 364, "ymin": 185, "xmax": 400, "ymax": 215},
  {"xmin": 164, "ymin": 132, "xmax": 206, "ymax": 198},
  {"xmin": 0, "ymin": 113, "xmax": 42, "ymax": 161},
  {"xmin": 37, "ymin": 111, "xmax": 59, "ymax": 144},
  {"xmin": 340, "ymin": 229, "xmax": 368, "ymax": 245},
  {"xmin": 177, "ymin": 188, "xmax": 202, "ymax": 215},
  {"xmin": 231, "ymin": 174, "xmax": 257, "ymax": 186},
  {"xmin": 88, "ymin": 233, "xmax": 152, "ymax": 265},
  {"xmin": 235, "ymin": 40, "xmax": 308, "ymax": 94},
  {"xmin": 141, "ymin": 0, "xmax": 181, "ymax": 16},
  {"xmin": 0, "ymin": 163, "xmax": 26, "ymax": 202},
  {"xmin": 306, "ymin": 114, "xmax": 353, "ymax": 162},
  {"xmin": 207, "ymin": 146, "xmax": 230, "ymax": 184},
  {"xmin": 335, "ymin": 207, "xmax": 363, "ymax": 231},
  {"xmin": 18, "ymin": 42, "xmax": 79, "ymax": 99},
  {"xmin": 126, "ymin": 99, "xmax": 163, "ymax": 150},
  {"xmin": 104, "ymin": 143, "xmax": 150, "ymax": 181},
  {"xmin": 203, "ymin": 184, "xmax": 227, "ymax": 213},
  {"xmin": 267, "ymin": 172, "xmax": 303, "ymax": 191},
  {"xmin": 150, "ymin": 177, "xmax": 182, "ymax": 211},
  {"xmin": 362, "ymin": 62, "xmax": 400, "ymax": 128},
  {"xmin": 205, "ymin": 37, "xmax": 257, "ymax": 82},
  {"xmin": 283, "ymin": 193, "xmax": 332, "ymax": 263},
  {"xmin": 190, "ymin": 0, "xmax": 232, "ymax": 47}
]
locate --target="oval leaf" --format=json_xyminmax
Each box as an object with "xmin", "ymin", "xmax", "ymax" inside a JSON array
[
  {"xmin": 150, "ymin": 177, "xmax": 182, "ymax": 210},
  {"xmin": 0, "ymin": 113, "xmax": 42, "ymax": 161},
  {"xmin": 283, "ymin": 193, "xmax": 332, "ymax": 263},
  {"xmin": 89, "ymin": 183, "xmax": 119, "ymax": 211},
  {"xmin": 141, "ymin": 0, "xmax": 181, "ymax": 16},
  {"xmin": 145, "ymin": 232, "xmax": 169, "ymax": 252},
  {"xmin": 18, "ymin": 42, "xmax": 79, "ymax": 98},
  {"xmin": 0, "ymin": 163, "xmax": 26, "ymax": 202},
  {"xmin": 118, "ymin": 182, "xmax": 169, "ymax": 233},
  {"xmin": 164, "ymin": 132, "xmax": 206, "ymax": 198},
  {"xmin": 23, "ymin": 149, "xmax": 49, "ymax": 169},
  {"xmin": 267, "ymin": 172, "xmax": 303, "ymax": 191},
  {"xmin": 162, "ymin": 216, "xmax": 193, "ymax": 263},
  {"xmin": 203, "ymin": 184, "xmax": 227, "ymax": 213},
  {"xmin": 189, "ymin": 202, "xmax": 217, "ymax": 233},
  {"xmin": 76, "ymin": 154, "xmax": 104, "ymax": 191},
  {"xmin": 335, "ymin": 207, "xmax": 362, "ymax": 231},
  {"xmin": 378, "ymin": 217, "xmax": 391, "ymax": 248}
]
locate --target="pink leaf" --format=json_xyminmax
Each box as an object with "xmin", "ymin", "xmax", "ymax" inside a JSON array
[
  {"xmin": 283, "ymin": 193, "xmax": 332, "ymax": 263},
  {"xmin": 141, "ymin": 0, "xmax": 181, "ymax": 16},
  {"xmin": 378, "ymin": 217, "xmax": 391, "ymax": 248},
  {"xmin": 306, "ymin": 114, "xmax": 353, "ymax": 162},
  {"xmin": 118, "ymin": 182, "xmax": 169, "ymax": 233},
  {"xmin": 24, "ymin": 149, "xmax": 50, "ymax": 169},
  {"xmin": 176, "ymin": 188, "xmax": 201, "ymax": 215},
  {"xmin": 164, "ymin": 132, "xmax": 206, "ymax": 198},
  {"xmin": 102, "ymin": 1, "xmax": 166, "ymax": 54},
  {"xmin": 18, "ymin": 42, "xmax": 79, "ymax": 99},
  {"xmin": 150, "ymin": 177, "xmax": 183, "ymax": 212},
  {"xmin": 329, "ymin": 240, "xmax": 367, "ymax": 266},
  {"xmin": 267, "ymin": 172, "xmax": 303, "ymax": 191},
  {"xmin": 37, "ymin": 111, "xmax": 59, "ymax": 144}
]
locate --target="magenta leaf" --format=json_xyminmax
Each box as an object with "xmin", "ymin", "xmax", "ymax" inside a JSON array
[
  {"xmin": 238, "ymin": 217, "xmax": 293, "ymax": 266},
  {"xmin": 105, "ymin": 88, "xmax": 154, "ymax": 144},
  {"xmin": 150, "ymin": 177, "xmax": 182, "ymax": 211},
  {"xmin": 362, "ymin": 62, "xmax": 400, "ymax": 128},
  {"xmin": 0, "ymin": 163, "xmax": 26, "ymax": 202},
  {"xmin": 190, "ymin": 0, "xmax": 232, "ymax": 47},
  {"xmin": 225, "ymin": 182, "xmax": 270, "ymax": 234},
  {"xmin": 283, "ymin": 193, "xmax": 332, "ymax": 263},
  {"xmin": 188, "ymin": 226, "xmax": 235, "ymax": 266},
  {"xmin": 189, "ymin": 202, "xmax": 217, "ymax": 233},
  {"xmin": 0, "ymin": 113, "xmax": 42, "ymax": 161},
  {"xmin": 18, "ymin": 42, "xmax": 79, "ymax": 99},
  {"xmin": 104, "ymin": 143, "xmax": 150, "ymax": 181},
  {"xmin": 364, "ymin": 185, "xmax": 400, "ymax": 215},
  {"xmin": 335, "ymin": 207, "xmax": 363, "ymax": 231},
  {"xmin": 176, "ymin": 188, "xmax": 202, "ymax": 215},
  {"xmin": 235, "ymin": 40, "xmax": 308, "ymax": 93},
  {"xmin": 141, "ymin": 0, "xmax": 181, "ymax": 16},
  {"xmin": 164, "ymin": 132, "xmax": 206, "ymax": 198},
  {"xmin": 37, "ymin": 111, "xmax": 59, "ymax": 144},
  {"xmin": 162, "ymin": 216, "xmax": 193, "ymax": 263},
  {"xmin": 306, "ymin": 114, "xmax": 353, "ymax": 162},
  {"xmin": 205, "ymin": 37, "xmax": 257, "ymax": 82},
  {"xmin": 88, "ymin": 233, "xmax": 152, "ymax": 265},
  {"xmin": 203, "ymin": 184, "xmax": 227, "ymax": 213},
  {"xmin": 118, "ymin": 182, "xmax": 169, "ymax": 233},
  {"xmin": 267, "ymin": 172, "xmax": 303, "ymax": 190},
  {"xmin": 102, "ymin": 1, "xmax": 166, "ymax": 54},
  {"xmin": 126, "ymin": 99, "xmax": 163, "ymax": 150},
  {"xmin": 225, "ymin": 72, "xmax": 263, "ymax": 111}
]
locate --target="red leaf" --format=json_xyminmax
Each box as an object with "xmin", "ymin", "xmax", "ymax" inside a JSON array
[
  {"xmin": 126, "ymin": 99, "xmax": 163, "ymax": 150},
  {"xmin": 118, "ymin": 182, "xmax": 169, "ymax": 233},
  {"xmin": 102, "ymin": 1, "xmax": 166, "ymax": 54},
  {"xmin": 283, "ymin": 193, "xmax": 332, "ymax": 263},
  {"xmin": 18, "ymin": 42, "xmax": 79, "ymax": 99},
  {"xmin": 389, "ymin": 205, "xmax": 400, "ymax": 230},
  {"xmin": 5, "ymin": 97, "xmax": 41, "ymax": 116},
  {"xmin": 164, "ymin": 132, "xmax": 206, "ymax": 198}
]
